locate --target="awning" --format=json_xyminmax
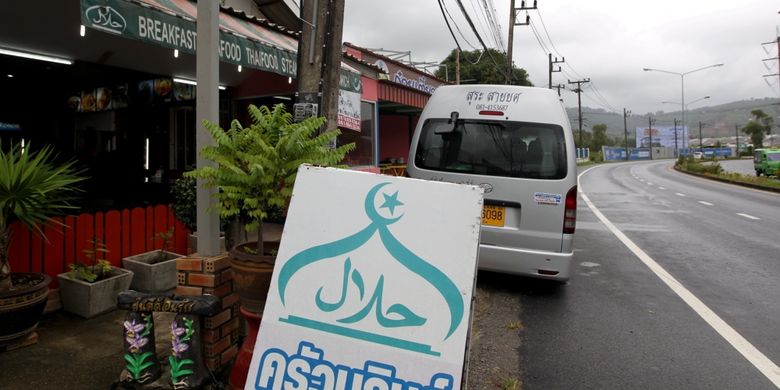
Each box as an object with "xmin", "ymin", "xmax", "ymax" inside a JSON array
[
  {"xmin": 80, "ymin": 0, "xmax": 362, "ymax": 91},
  {"xmin": 80, "ymin": 0, "xmax": 300, "ymax": 77},
  {"xmin": 379, "ymin": 80, "xmax": 430, "ymax": 109}
]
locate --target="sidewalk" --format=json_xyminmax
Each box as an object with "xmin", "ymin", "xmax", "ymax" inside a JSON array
[
  {"xmin": 1, "ymin": 309, "xmax": 129, "ymax": 389},
  {"xmin": 0, "ymin": 224, "xmax": 280, "ymax": 389},
  {"xmin": 1, "ymin": 308, "xmax": 235, "ymax": 389}
]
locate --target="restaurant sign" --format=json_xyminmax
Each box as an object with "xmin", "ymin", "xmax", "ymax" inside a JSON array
[
  {"xmin": 80, "ymin": 0, "xmax": 297, "ymax": 77},
  {"xmin": 245, "ymin": 166, "xmax": 483, "ymax": 389}
]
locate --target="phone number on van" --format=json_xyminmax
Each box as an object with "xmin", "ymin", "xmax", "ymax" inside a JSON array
[{"xmin": 475, "ymin": 104, "xmax": 508, "ymax": 111}]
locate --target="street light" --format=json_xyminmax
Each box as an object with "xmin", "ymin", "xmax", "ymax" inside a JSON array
[
  {"xmin": 643, "ymin": 63, "xmax": 723, "ymax": 153},
  {"xmin": 662, "ymin": 95, "xmax": 710, "ymax": 109},
  {"xmin": 662, "ymin": 96, "xmax": 710, "ymax": 153}
]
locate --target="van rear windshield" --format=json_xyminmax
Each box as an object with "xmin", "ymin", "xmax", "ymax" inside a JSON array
[{"xmin": 414, "ymin": 118, "xmax": 568, "ymax": 179}]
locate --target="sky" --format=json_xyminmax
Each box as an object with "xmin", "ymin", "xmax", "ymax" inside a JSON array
[{"xmin": 341, "ymin": 0, "xmax": 780, "ymax": 115}]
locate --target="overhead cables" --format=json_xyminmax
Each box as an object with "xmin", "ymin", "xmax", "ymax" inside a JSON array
[
  {"xmin": 532, "ymin": 8, "xmax": 619, "ymax": 113},
  {"xmin": 437, "ymin": 0, "xmax": 462, "ymax": 52},
  {"xmin": 453, "ymin": 0, "xmax": 513, "ymax": 82},
  {"xmin": 441, "ymin": 0, "xmax": 478, "ymax": 50}
]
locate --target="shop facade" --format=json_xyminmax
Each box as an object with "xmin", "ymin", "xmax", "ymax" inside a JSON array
[
  {"xmin": 0, "ymin": 0, "xmax": 380, "ymax": 210},
  {"xmin": 344, "ymin": 43, "xmax": 449, "ymax": 172}
]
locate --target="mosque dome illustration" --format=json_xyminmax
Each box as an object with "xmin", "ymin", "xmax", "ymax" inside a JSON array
[{"xmin": 277, "ymin": 182, "xmax": 464, "ymax": 355}]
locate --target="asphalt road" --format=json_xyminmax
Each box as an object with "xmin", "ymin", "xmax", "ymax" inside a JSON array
[{"xmin": 472, "ymin": 160, "xmax": 780, "ymax": 389}]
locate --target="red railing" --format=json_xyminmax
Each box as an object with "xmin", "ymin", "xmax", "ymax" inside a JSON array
[{"xmin": 7, "ymin": 204, "xmax": 189, "ymax": 288}]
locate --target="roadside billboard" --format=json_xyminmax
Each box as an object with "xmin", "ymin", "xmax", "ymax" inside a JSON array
[
  {"xmin": 635, "ymin": 126, "xmax": 689, "ymax": 148},
  {"xmin": 246, "ymin": 166, "xmax": 483, "ymax": 389}
]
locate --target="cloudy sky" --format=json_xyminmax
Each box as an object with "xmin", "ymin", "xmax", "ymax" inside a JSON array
[{"xmin": 342, "ymin": 0, "xmax": 780, "ymax": 115}]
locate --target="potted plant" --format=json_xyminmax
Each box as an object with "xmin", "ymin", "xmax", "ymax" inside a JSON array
[
  {"xmin": 58, "ymin": 238, "xmax": 133, "ymax": 318},
  {"xmin": 186, "ymin": 103, "xmax": 354, "ymax": 314},
  {"xmin": 121, "ymin": 228, "xmax": 184, "ymax": 292},
  {"xmin": 0, "ymin": 142, "xmax": 86, "ymax": 346},
  {"xmin": 170, "ymin": 176, "xmax": 227, "ymax": 253}
]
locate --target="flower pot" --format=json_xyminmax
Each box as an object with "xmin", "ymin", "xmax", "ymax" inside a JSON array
[
  {"xmin": 57, "ymin": 266, "xmax": 134, "ymax": 318},
  {"xmin": 0, "ymin": 273, "xmax": 51, "ymax": 346},
  {"xmin": 229, "ymin": 307, "xmax": 261, "ymax": 389},
  {"xmin": 228, "ymin": 241, "xmax": 279, "ymax": 314},
  {"xmin": 122, "ymin": 250, "xmax": 184, "ymax": 293}
]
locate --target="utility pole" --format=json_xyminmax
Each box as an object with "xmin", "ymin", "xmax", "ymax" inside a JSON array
[
  {"xmin": 456, "ymin": 49, "xmax": 461, "ymax": 85},
  {"xmin": 674, "ymin": 118, "xmax": 679, "ymax": 158},
  {"xmin": 648, "ymin": 116, "xmax": 655, "ymax": 160},
  {"xmin": 568, "ymin": 78, "xmax": 590, "ymax": 146},
  {"xmin": 549, "ymin": 53, "xmax": 564, "ymax": 89},
  {"xmin": 506, "ymin": 0, "xmax": 535, "ymax": 84},
  {"xmin": 554, "ymin": 84, "xmax": 565, "ymax": 101},
  {"xmin": 296, "ymin": 0, "xmax": 345, "ymax": 132},
  {"xmin": 762, "ymin": 35, "xmax": 780, "ymax": 92},
  {"xmin": 699, "ymin": 121, "xmax": 704, "ymax": 153},
  {"xmin": 623, "ymin": 108, "xmax": 631, "ymax": 160},
  {"xmin": 735, "ymin": 123, "xmax": 739, "ymax": 157}
]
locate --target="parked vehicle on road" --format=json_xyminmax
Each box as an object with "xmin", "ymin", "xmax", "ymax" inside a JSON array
[
  {"xmin": 407, "ymin": 85, "xmax": 577, "ymax": 281},
  {"xmin": 753, "ymin": 148, "xmax": 780, "ymax": 176}
]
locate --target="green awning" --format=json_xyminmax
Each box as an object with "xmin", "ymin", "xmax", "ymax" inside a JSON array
[
  {"xmin": 80, "ymin": 0, "xmax": 297, "ymax": 78},
  {"xmin": 80, "ymin": 0, "xmax": 360, "ymax": 92}
]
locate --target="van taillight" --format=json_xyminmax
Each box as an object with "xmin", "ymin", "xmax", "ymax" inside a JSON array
[
  {"xmin": 479, "ymin": 110, "xmax": 504, "ymax": 116},
  {"xmin": 563, "ymin": 186, "xmax": 577, "ymax": 234}
]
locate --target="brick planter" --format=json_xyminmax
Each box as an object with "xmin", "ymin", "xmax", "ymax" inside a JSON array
[{"xmin": 176, "ymin": 254, "xmax": 240, "ymax": 372}]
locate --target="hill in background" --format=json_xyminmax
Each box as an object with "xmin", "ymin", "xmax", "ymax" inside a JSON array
[{"xmin": 566, "ymin": 97, "xmax": 780, "ymax": 141}]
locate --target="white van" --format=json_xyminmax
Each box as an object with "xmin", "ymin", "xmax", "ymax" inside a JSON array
[{"xmin": 406, "ymin": 85, "xmax": 577, "ymax": 281}]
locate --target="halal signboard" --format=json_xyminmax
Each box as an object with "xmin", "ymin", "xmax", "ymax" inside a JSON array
[{"xmin": 245, "ymin": 166, "xmax": 483, "ymax": 389}]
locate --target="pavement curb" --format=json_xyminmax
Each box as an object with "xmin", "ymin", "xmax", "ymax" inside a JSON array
[{"xmin": 673, "ymin": 166, "xmax": 780, "ymax": 194}]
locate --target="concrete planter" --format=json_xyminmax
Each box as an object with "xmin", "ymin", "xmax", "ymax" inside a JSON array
[
  {"xmin": 57, "ymin": 267, "xmax": 133, "ymax": 318},
  {"xmin": 122, "ymin": 251, "xmax": 184, "ymax": 293}
]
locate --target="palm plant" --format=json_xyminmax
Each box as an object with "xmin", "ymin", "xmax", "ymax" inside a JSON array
[
  {"xmin": 186, "ymin": 103, "xmax": 354, "ymax": 255},
  {"xmin": 0, "ymin": 142, "xmax": 86, "ymax": 292}
]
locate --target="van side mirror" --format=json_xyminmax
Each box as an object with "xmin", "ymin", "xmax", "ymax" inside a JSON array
[{"xmin": 435, "ymin": 111, "xmax": 460, "ymax": 134}]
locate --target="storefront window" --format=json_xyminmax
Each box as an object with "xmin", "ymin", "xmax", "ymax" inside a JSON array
[{"xmin": 339, "ymin": 101, "xmax": 375, "ymax": 166}]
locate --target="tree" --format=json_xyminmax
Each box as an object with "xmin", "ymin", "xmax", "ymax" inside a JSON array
[
  {"xmin": 591, "ymin": 124, "xmax": 609, "ymax": 152},
  {"xmin": 742, "ymin": 109, "xmax": 773, "ymax": 149},
  {"xmin": 435, "ymin": 48, "xmax": 533, "ymax": 86}
]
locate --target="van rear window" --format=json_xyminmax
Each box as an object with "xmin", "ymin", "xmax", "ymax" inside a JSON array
[{"xmin": 414, "ymin": 118, "xmax": 567, "ymax": 179}]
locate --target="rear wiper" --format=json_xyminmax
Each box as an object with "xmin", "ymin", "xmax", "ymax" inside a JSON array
[{"xmin": 435, "ymin": 111, "xmax": 460, "ymax": 134}]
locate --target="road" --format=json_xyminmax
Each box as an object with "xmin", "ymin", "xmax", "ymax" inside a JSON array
[{"xmin": 469, "ymin": 160, "xmax": 780, "ymax": 389}]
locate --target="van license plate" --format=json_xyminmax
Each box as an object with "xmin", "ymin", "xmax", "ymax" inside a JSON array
[{"xmin": 482, "ymin": 205, "xmax": 505, "ymax": 227}]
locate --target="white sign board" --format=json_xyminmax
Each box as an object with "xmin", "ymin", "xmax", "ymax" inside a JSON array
[
  {"xmin": 338, "ymin": 89, "xmax": 362, "ymax": 131},
  {"xmin": 245, "ymin": 165, "xmax": 483, "ymax": 390}
]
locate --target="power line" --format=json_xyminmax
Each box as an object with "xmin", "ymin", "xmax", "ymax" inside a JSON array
[
  {"xmin": 454, "ymin": 0, "xmax": 512, "ymax": 81},
  {"xmin": 441, "ymin": 0, "xmax": 479, "ymax": 50},
  {"xmin": 485, "ymin": 0, "xmax": 504, "ymax": 49},
  {"xmin": 532, "ymin": 7, "xmax": 619, "ymax": 112},
  {"xmin": 481, "ymin": 0, "xmax": 505, "ymax": 52},
  {"xmin": 468, "ymin": 0, "xmax": 497, "ymax": 51},
  {"xmin": 437, "ymin": 0, "xmax": 462, "ymax": 51},
  {"xmin": 533, "ymin": 8, "xmax": 563, "ymax": 58}
]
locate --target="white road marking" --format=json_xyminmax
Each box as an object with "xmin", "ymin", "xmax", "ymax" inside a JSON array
[
  {"xmin": 579, "ymin": 166, "xmax": 780, "ymax": 388},
  {"xmin": 658, "ymin": 187, "xmax": 666, "ymax": 190},
  {"xmin": 675, "ymin": 192, "xmax": 687, "ymax": 197},
  {"xmin": 647, "ymin": 182, "xmax": 653, "ymax": 186},
  {"xmin": 737, "ymin": 213, "xmax": 760, "ymax": 220},
  {"xmin": 698, "ymin": 201, "xmax": 714, "ymax": 206}
]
